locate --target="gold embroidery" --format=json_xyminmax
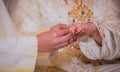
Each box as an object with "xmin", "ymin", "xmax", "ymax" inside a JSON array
[{"xmin": 68, "ymin": 0, "xmax": 93, "ymax": 21}]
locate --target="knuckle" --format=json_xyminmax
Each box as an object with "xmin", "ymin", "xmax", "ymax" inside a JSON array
[
  {"xmin": 55, "ymin": 32, "xmax": 59, "ymax": 36},
  {"xmin": 62, "ymin": 42, "xmax": 69, "ymax": 47},
  {"xmin": 67, "ymin": 33, "xmax": 72, "ymax": 38},
  {"xmin": 58, "ymin": 23, "xmax": 63, "ymax": 26},
  {"xmin": 56, "ymin": 24, "xmax": 61, "ymax": 28},
  {"xmin": 67, "ymin": 34, "xmax": 72, "ymax": 41},
  {"xmin": 53, "ymin": 45, "xmax": 58, "ymax": 50},
  {"xmin": 62, "ymin": 33, "xmax": 72, "ymax": 42},
  {"xmin": 53, "ymin": 38, "xmax": 59, "ymax": 44},
  {"xmin": 52, "ymin": 32, "xmax": 57, "ymax": 37},
  {"xmin": 65, "ymin": 41, "xmax": 69, "ymax": 45},
  {"xmin": 64, "ymin": 29, "xmax": 69, "ymax": 34}
]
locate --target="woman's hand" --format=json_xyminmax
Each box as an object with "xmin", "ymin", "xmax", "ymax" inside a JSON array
[
  {"xmin": 69, "ymin": 22, "xmax": 97, "ymax": 35},
  {"xmin": 69, "ymin": 22, "xmax": 102, "ymax": 46},
  {"xmin": 37, "ymin": 24, "xmax": 72, "ymax": 52}
]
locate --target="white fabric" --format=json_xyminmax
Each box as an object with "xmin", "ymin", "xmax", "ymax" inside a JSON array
[
  {"xmin": 0, "ymin": 0, "xmax": 37, "ymax": 72},
  {"xmin": 79, "ymin": 0, "xmax": 120, "ymax": 60},
  {"xmin": 99, "ymin": 64, "xmax": 120, "ymax": 72}
]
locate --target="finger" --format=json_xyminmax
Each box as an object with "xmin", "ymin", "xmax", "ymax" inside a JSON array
[
  {"xmin": 71, "ymin": 41, "xmax": 77, "ymax": 47},
  {"xmin": 56, "ymin": 23, "xmax": 68, "ymax": 29},
  {"xmin": 76, "ymin": 25, "xmax": 82, "ymax": 32},
  {"xmin": 50, "ymin": 24, "xmax": 67, "ymax": 31},
  {"xmin": 67, "ymin": 23, "xmax": 74, "ymax": 28},
  {"xmin": 69, "ymin": 36, "xmax": 74, "ymax": 43},
  {"xmin": 55, "ymin": 41, "xmax": 69, "ymax": 49},
  {"xmin": 69, "ymin": 23, "xmax": 84, "ymax": 34},
  {"xmin": 58, "ymin": 33, "xmax": 72, "ymax": 43},
  {"xmin": 69, "ymin": 24, "xmax": 77, "ymax": 34},
  {"xmin": 78, "ymin": 30, "xmax": 85, "ymax": 36},
  {"xmin": 56, "ymin": 28, "xmax": 69, "ymax": 36}
]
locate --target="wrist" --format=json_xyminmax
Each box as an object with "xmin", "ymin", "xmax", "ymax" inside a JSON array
[
  {"xmin": 89, "ymin": 23, "xmax": 97, "ymax": 35},
  {"xmin": 91, "ymin": 26, "xmax": 97, "ymax": 35},
  {"xmin": 91, "ymin": 28, "xmax": 102, "ymax": 45},
  {"xmin": 36, "ymin": 32, "xmax": 45, "ymax": 52}
]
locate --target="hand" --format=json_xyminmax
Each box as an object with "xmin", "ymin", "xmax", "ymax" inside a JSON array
[
  {"xmin": 68, "ymin": 24, "xmax": 80, "ymax": 47},
  {"xmin": 69, "ymin": 22, "xmax": 97, "ymax": 35},
  {"xmin": 37, "ymin": 24, "xmax": 72, "ymax": 52},
  {"xmin": 69, "ymin": 22, "xmax": 102, "ymax": 46}
]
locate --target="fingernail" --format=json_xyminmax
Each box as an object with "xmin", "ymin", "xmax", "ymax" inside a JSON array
[
  {"xmin": 74, "ymin": 29, "xmax": 79, "ymax": 34},
  {"xmin": 75, "ymin": 29, "xmax": 78, "ymax": 33}
]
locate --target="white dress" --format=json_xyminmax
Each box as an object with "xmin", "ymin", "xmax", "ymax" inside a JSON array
[{"xmin": 0, "ymin": 0, "xmax": 120, "ymax": 72}]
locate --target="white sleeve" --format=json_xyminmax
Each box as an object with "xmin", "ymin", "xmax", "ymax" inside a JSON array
[
  {"xmin": 0, "ymin": 0, "xmax": 38, "ymax": 71},
  {"xmin": 78, "ymin": 36, "xmax": 101, "ymax": 60},
  {"xmin": 0, "ymin": 36, "xmax": 38, "ymax": 71},
  {"xmin": 79, "ymin": 26, "xmax": 120, "ymax": 60}
]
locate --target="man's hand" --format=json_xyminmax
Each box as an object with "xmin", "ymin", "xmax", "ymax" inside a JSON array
[{"xmin": 37, "ymin": 24, "xmax": 72, "ymax": 52}]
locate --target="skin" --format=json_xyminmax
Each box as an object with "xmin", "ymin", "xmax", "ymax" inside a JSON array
[
  {"xmin": 69, "ymin": 22, "xmax": 102, "ymax": 47},
  {"xmin": 37, "ymin": 24, "xmax": 72, "ymax": 52}
]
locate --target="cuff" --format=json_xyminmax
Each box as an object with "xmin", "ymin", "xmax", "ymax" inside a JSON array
[
  {"xmin": 79, "ymin": 37, "xmax": 101, "ymax": 60},
  {"xmin": 18, "ymin": 36, "xmax": 38, "ymax": 56}
]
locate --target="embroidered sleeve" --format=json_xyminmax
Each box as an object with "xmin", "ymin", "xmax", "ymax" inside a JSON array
[{"xmin": 79, "ymin": 0, "xmax": 120, "ymax": 60}]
